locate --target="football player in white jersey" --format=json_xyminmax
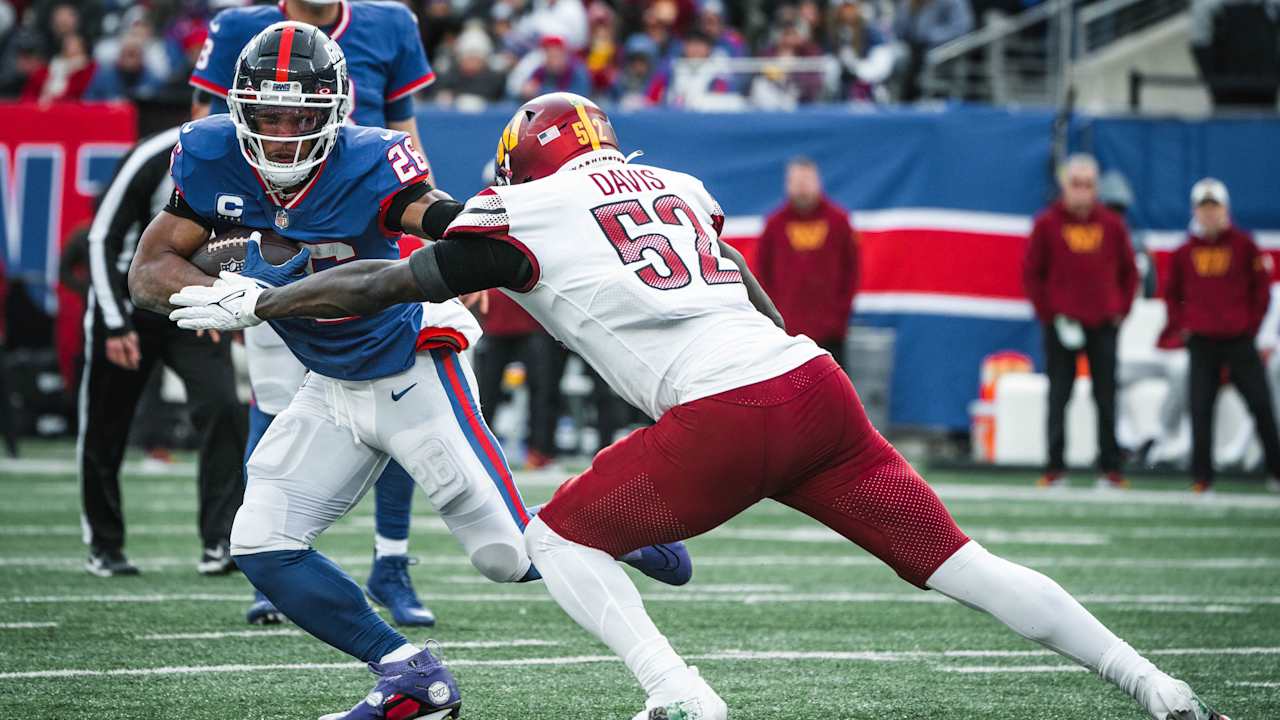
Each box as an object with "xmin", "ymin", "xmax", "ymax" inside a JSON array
[{"xmin": 168, "ymin": 93, "xmax": 1228, "ymax": 720}]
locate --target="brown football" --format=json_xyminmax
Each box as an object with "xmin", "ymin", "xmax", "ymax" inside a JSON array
[{"xmin": 190, "ymin": 227, "xmax": 306, "ymax": 278}]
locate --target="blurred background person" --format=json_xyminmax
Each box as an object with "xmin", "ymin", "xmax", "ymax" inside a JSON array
[
  {"xmin": 0, "ymin": 255, "xmax": 15, "ymax": 458},
  {"xmin": 78, "ymin": 128, "xmax": 245, "ymax": 577},
  {"xmin": 83, "ymin": 31, "xmax": 163, "ymax": 102},
  {"xmin": 1190, "ymin": 0, "xmax": 1280, "ymax": 110},
  {"xmin": 1023, "ymin": 154, "xmax": 1137, "ymax": 490},
  {"xmin": 894, "ymin": 0, "xmax": 975, "ymax": 101},
  {"xmin": 751, "ymin": 20, "xmax": 826, "ymax": 108},
  {"xmin": 22, "ymin": 32, "xmax": 95, "ymax": 102},
  {"xmin": 831, "ymin": 0, "xmax": 895, "ymax": 102},
  {"xmin": 432, "ymin": 24, "xmax": 506, "ymax": 110},
  {"xmin": 476, "ymin": 293, "xmax": 563, "ymax": 469},
  {"xmin": 0, "ymin": 30, "xmax": 44, "ymax": 98},
  {"xmin": 510, "ymin": 34, "xmax": 591, "ymax": 101},
  {"xmin": 612, "ymin": 34, "xmax": 662, "ymax": 108},
  {"xmin": 756, "ymin": 157, "xmax": 861, "ymax": 369},
  {"xmin": 1163, "ymin": 178, "xmax": 1280, "ymax": 494}
]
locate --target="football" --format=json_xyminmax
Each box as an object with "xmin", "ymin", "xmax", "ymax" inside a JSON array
[{"xmin": 189, "ymin": 227, "xmax": 305, "ymax": 278}]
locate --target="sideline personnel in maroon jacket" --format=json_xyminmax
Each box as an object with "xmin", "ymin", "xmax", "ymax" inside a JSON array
[
  {"xmin": 1023, "ymin": 154, "xmax": 1137, "ymax": 489},
  {"xmin": 756, "ymin": 157, "xmax": 860, "ymax": 368},
  {"xmin": 1164, "ymin": 178, "xmax": 1280, "ymax": 493}
]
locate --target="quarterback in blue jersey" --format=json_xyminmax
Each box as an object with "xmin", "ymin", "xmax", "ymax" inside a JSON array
[
  {"xmin": 190, "ymin": 0, "xmax": 438, "ymax": 626},
  {"xmin": 131, "ymin": 25, "xmax": 691, "ymax": 720}
]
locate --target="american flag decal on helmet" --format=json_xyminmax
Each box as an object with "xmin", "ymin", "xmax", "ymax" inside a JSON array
[{"xmin": 537, "ymin": 126, "xmax": 561, "ymax": 145}]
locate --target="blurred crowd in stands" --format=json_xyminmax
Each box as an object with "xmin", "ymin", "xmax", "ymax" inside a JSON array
[{"xmin": 0, "ymin": 0, "xmax": 983, "ymax": 110}]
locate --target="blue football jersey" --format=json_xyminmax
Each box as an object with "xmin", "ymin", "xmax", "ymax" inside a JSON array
[
  {"xmin": 171, "ymin": 114, "xmax": 434, "ymax": 381},
  {"xmin": 190, "ymin": 0, "xmax": 434, "ymax": 127}
]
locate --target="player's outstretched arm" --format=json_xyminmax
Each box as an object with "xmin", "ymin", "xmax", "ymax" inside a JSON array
[
  {"xmin": 251, "ymin": 235, "xmax": 532, "ymax": 322},
  {"xmin": 128, "ymin": 211, "xmax": 215, "ymax": 313},
  {"xmin": 253, "ymin": 259, "xmax": 425, "ymax": 321},
  {"xmin": 718, "ymin": 239, "xmax": 785, "ymax": 330}
]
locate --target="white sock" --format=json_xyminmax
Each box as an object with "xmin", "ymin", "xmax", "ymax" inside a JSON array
[
  {"xmin": 524, "ymin": 516, "xmax": 693, "ymax": 701},
  {"xmin": 375, "ymin": 534, "xmax": 409, "ymax": 559},
  {"xmin": 380, "ymin": 643, "xmax": 420, "ymax": 664},
  {"xmin": 926, "ymin": 541, "xmax": 1129, "ymax": 671}
]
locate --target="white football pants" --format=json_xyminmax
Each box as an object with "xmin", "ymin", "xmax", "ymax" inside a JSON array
[{"xmin": 231, "ymin": 348, "xmax": 533, "ymax": 584}]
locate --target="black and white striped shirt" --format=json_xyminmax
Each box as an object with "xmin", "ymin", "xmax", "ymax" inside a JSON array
[{"xmin": 87, "ymin": 126, "xmax": 181, "ymax": 334}]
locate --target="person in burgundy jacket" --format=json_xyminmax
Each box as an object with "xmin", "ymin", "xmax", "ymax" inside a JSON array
[
  {"xmin": 756, "ymin": 157, "xmax": 860, "ymax": 369},
  {"xmin": 475, "ymin": 291, "xmax": 565, "ymax": 469},
  {"xmin": 1023, "ymin": 154, "xmax": 1138, "ymax": 489},
  {"xmin": 1163, "ymin": 178, "xmax": 1280, "ymax": 493}
]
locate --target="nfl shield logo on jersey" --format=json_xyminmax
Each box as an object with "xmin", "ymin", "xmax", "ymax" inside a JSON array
[{"xmin": 274, "ymin": 208, "xmax": 290, "ymax": 229}]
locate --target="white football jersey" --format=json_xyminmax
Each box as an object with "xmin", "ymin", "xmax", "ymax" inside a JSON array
[{"xmin": 445, "ymin": 151, "xmax": 825, "ymax": 419}]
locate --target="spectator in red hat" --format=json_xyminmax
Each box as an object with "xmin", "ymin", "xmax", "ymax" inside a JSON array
[
  {"xmin": 756, "ymin": 157, "xmax": 861, "ymax": 369},
  {"xmin": 1023, "ymin": 154, "xmax": 1137, "ymax": 490},
  {"xmin": 1164, "ymin": 178, "xmax": 1280, "ymax": 494},
  {"xmin": 512, "ymin": 35, "xmax": 591, "ymax": 100}
]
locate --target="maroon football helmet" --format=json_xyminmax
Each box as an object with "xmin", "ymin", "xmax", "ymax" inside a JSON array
[{"xmin": 494, "ymin": 92, "xmax": 620, "ymax": 185}]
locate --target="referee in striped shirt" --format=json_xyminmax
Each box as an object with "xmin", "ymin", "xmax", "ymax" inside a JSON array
[{"xmin": 81, "ymin": 127, "xmax": 246, "ymax": 577}]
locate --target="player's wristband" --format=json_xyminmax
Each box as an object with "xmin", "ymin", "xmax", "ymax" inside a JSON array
[
  {"xmin": 420, "ymin": 199, "xmax": 463, "ymax": 240},
  {"xmin": 240, "ymin": 286, "xmax": 264, "ymax": 327}
]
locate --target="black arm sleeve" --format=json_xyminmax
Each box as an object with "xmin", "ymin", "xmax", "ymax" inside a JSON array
[
  {"xmin": 382, "ymin": 181, "xmax": 432, "ymax": 234},
  {"xmin": 408, "ymin": 235, "xmax": 533, "ymax": 301},
  {"xmin": 163, "ymin": 187, "xmax": 214, "ymax": 230}
]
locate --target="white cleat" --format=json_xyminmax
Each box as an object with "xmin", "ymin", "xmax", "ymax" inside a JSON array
[
  {"xmin": 1140, "ymin": 675, "xmax": 1229, "ymax": 720},
  {"xmin": 632, "ymin": 667, "xmax": 727, "ymax": 720}
]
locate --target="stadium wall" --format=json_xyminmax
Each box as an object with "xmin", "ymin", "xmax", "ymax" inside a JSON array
[{"xmin": 3, "ymin": 103, "xmax": 1279, "ymax": 430}]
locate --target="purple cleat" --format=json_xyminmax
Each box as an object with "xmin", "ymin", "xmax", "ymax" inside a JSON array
[
  {"xmin": 318, "ymin": 646, "xmax": 461, "ymax": 720},
  {"xmin": 622, "ymin": 542, "xmax": 693, "ymax": 586}
]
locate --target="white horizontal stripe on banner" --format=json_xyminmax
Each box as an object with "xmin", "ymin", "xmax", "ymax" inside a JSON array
[
  {"xmin": 855, "ymin": 293, "xmax": 1034, "ymax": 320},
  {"xmin": 852, "ymin": 208, "xmax": 1032, "ymax": 236}
]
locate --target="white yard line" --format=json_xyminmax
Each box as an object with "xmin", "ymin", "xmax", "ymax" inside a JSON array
[
  {"xmin": 6, "ymin": 591, "xmax": 1280, "ymax": 609},
  {"xmin": 1229, "ymin": 681, "xmax": 1280, "ymax": 688},
  {"xmin": 712, "ymin": 527, "xmax": 1109, "ymax": 546},
  {"xmin": 940, "ymin": 665, "xmax": 1089, "ymax": 673},
  {"xmin": 930, "ymin": 483, "xmax": 1280, "ymax": 510},
  {"xmin": 2, "ymin": 646, "xmax": 1275, "ymax": 681},
  {"xmin": 137, "ymin": 630, "xmax": 559, "ymax": 649},
  {"xmin": 0, "ymin": 622, "xmax": 57, "ymax": 629}
]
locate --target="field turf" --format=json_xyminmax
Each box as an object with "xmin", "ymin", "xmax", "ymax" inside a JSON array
[{"xmin": 1, "ymin": 440, "xmax": 1278, "ymax": 719}]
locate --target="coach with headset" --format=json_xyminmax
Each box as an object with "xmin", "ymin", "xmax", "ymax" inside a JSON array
[{"xmin": 79, "ymin": 128, "xmax": 246, "ymax": 577}]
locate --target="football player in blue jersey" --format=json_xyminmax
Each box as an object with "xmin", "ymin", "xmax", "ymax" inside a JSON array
[
  {"xmin": 190, "ymin": 0, "xmax": 439, "ymax": 626},
  {"xmin": 131, "ymin": 24, "xmax": 690, "ymax": 720}
]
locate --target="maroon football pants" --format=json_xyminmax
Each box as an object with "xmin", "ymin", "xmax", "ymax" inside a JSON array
[{"xmin": 538, "ymin": 354, "xmax": 970, "ymax": 588}]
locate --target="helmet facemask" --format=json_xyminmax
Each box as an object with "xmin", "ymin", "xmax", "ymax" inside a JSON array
[{"xmin": 228, "ymin": 32, "xmax": 350, "ymax": 198}]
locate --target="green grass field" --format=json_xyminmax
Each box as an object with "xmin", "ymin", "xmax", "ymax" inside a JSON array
[{"xmin": 2, "ymin": 440, "xmax": 1278, "ymax": 720}]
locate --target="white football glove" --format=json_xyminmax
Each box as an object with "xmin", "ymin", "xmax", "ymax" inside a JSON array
[{"xmin": 168, "ymin": 272, "xmax": 265, "ymax": 331}]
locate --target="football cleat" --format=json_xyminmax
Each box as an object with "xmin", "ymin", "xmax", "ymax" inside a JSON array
[
  {"xmin": 1095, "ymin": 472, "xmax": 1130, "ymax": 490},
  {"xmin": 631, "ymin": 667, "xmax": 726, "ymax": 720},
  {"xmin": 197, "ymin": 541, "xmax": 236, "ymax": 575},
  {"xmin": 1141, "ymin": 674, "xmax": 1229, "ymax": 720},
  {"xmin": 1190, "ymin": 479, "xmax": 1215, "ymax": 495},
  {"xmin": 246, "ymin": 590, "xmax": 285, "ymax": 625},
  {"xmin": 85, "ymin": 549, "xmax": 140, "ymax": 577},
  {"xmin": 318, "ymin": 646, "xmax": 460, "ymax": 720},
  {"xmin": 1036, "ymin": 472, "xmax": 1066, "ymax": 489},
  {"xmin": 366, "ymin": 555, "xmax": 437, "ymax": 627},
  {"xmin": 622, "ymin": 542, "xmax": 694, "ymax": 586}
]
